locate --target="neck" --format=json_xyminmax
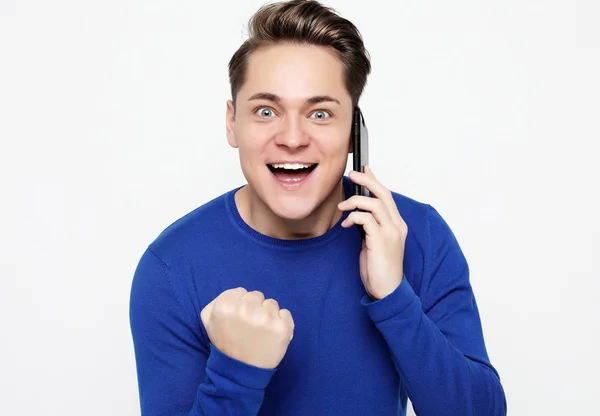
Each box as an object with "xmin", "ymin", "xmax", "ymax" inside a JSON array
[{"xmin": 235, "ymin": 180, "xmax": 345, "ymax": 240}]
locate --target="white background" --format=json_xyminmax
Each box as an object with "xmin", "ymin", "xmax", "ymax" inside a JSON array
[{"xmin": 1, "ymin": 0, "xmax": 599, "ymax": 414}]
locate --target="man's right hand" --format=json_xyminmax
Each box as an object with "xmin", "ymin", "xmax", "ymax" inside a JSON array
[{"xmin": 200, "ymin": 287, "xmax": 295, "ymax": 369}]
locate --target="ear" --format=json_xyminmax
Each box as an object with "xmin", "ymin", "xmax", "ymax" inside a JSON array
[{"xmin": 226, "ymin": 100, "xmax": 238, "ymax": 148}]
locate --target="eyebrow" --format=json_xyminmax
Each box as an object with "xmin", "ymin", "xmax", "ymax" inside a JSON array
[{"xmin": 247, "ymin": 92, "xmax": 341, "ymax": 105}]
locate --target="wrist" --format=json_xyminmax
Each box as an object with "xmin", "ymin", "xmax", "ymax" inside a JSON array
[{"xmin": 369, "ymin": 275, "xmax": 404, "ymax": 301}]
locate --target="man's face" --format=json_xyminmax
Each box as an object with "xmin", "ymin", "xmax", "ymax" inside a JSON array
[{"xmin": 226, "ymin": 43, "xmax": 352, "ymax": 221}]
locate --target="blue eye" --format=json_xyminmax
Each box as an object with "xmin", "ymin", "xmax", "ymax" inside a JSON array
[
  {"xmin": 256, "ymin": 107, "xmax": 276, "ymax": 117},
  {"xmin": 310, "ymin": 110, "xmax": 331, "ymax": 120}
]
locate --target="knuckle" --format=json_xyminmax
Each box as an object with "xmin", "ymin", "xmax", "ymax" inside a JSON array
[
  {"xmin": 279, "ymin": 308, "xmax": 293, "ymax": 323},
  {"xmin": 227, "ymin": 287, "xmax": 247, "ymax": 295},
  {"xmin": 220, "ymin": 287, "xmax": 247, "ymax": 303},
  {"xmin": 263, "ymin": 298, "xmax": 279, "ymax": 308},
  {"xmin": 247, "ymin": 290, "xmax": 265, "ymax": 299}
]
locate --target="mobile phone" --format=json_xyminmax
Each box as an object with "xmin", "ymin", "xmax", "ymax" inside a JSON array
[{"xmin": 351, "ymin": 106, "xmax": 369, "ymax": 239}]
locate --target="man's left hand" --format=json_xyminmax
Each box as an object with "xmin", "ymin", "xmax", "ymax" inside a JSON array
[{"xmin": 338, "ymin": 167, "xmax": 408, "ymax": 300}]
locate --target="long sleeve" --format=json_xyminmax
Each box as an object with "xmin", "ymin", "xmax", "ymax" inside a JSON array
[
  {"xmin": 129, "ymin": 248, "xmax": 276, "ymax": 416},
  {"xmin": 361, "ymin": 205, "xmax": 507, "ymax": 415}
]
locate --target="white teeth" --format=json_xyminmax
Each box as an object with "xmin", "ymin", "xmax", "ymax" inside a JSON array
[{"xmin": 270, "ymin": 163, "xmax": 314, "ymax": 170}]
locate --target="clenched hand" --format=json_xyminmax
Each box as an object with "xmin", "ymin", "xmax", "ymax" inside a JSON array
[{"xmin": 200, "ymin": 287, "xmax": 295, "ymax": 369}]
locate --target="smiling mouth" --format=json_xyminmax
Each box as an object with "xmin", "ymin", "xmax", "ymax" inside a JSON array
[
  {"xmin": 267, "ymin": 163, "xmax": 318, "ymax": 187},
  {"xmin": 267, "ymin": 163, "xmax": 318, "ymax": 174}
]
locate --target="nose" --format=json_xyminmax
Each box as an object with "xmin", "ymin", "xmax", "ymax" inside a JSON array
[{"xmin": 274, "ymin": 116, "xmax": 310, "ymax": 149}]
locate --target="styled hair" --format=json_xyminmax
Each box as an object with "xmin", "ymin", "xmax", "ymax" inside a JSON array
[{"xmin": 228, "ymin": 0, "xmax": 371, "ymax": 108}]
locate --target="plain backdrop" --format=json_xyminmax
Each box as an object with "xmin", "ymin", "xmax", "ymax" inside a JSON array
[{"xmin": 1, "ymin": 0, "xmax": 599, "ymax": 414}]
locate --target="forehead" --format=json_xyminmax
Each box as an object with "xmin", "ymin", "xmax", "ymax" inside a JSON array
[{"xmin": 239, "ymin": 43, "xmax": 350, "ymax": 103}]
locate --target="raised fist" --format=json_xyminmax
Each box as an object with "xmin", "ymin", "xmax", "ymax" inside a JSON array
[{"xmin": 200, "ymin": 287, "xmax": 295, "ymax": 369}]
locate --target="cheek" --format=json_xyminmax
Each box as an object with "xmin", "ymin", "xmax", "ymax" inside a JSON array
[
  {"xmin": 236, "ymin": 122, "xmax": 266, "ymax": 151},
  {"xmin": 235, "ymin": 127, "xmax": 270, "ymax": 172},
  {"xmin": 318, "ymin": 130, "xmax": 351, "ymax": 156}
]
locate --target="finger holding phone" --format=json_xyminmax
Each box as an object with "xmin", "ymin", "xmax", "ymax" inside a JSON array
[{"xmin": 338, "ymin": 107, "xmax": 408, "ymax": 300}]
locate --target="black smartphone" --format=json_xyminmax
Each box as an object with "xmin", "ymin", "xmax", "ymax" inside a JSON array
[{"xmin": 351, "ymin": 106, "xmax": 369, "ymax": 239}]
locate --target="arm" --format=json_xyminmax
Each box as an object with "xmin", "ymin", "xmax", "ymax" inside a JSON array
[
  {"xmin": 361, "ymin": 205, "xmax": 507, "ymax": 415},
  {"xmin": 129, "ymin": 248, "xmax": 276, "ymax": 416}
]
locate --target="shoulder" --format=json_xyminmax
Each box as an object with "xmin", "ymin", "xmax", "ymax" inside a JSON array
[
  {"xmin": 388, "ymin": 186, "xmax": 462, "ymax": 254},
  {"xmin": 388, "ymin": 189, "xmax": 432, "ymax": 240},
  {"xmin": 389, "ymin": 190, "xmax": 430, "ymax": 220},
  {"xmin": 387, "ymin": 188, "xmax": 455, "ymax": 243},
  {"xmin": 146, "ymin": 186, "xmax": 240, "ymax": 267}
]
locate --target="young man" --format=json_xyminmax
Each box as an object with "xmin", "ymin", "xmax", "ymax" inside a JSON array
[{"xmin": 129, "ymin": 1, "xmax": 507, "ymax": 415}]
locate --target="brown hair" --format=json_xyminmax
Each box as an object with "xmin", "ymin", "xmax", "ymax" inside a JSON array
[{"xmin": 228, "ymin": 0, "xmax": 371, "ymax": 109}]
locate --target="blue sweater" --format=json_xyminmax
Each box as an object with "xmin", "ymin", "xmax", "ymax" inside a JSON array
[{"xmin": 129, "ymin": 176, "xmax": 506, "ymax": 415}]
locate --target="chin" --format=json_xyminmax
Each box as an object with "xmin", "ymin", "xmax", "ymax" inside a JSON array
[{"xmin": 267, "ymin": 194, "xmax": 319, "ymax": 221}]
